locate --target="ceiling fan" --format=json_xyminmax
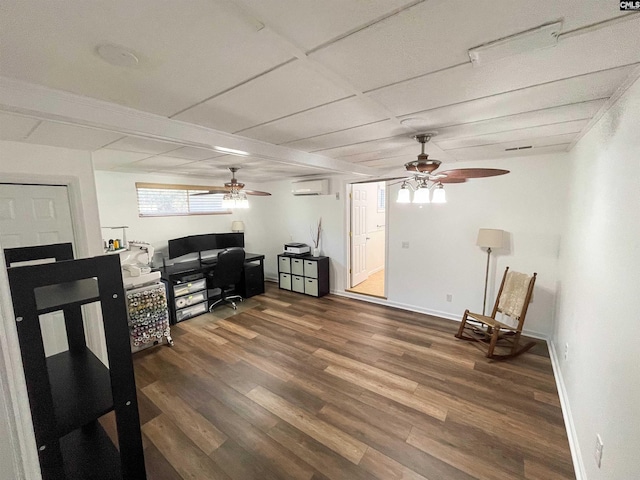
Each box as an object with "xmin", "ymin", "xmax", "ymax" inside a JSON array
[
  {"xmin": 353, "ymin": 133, "xmax": 509, "ymax": 204},
  {"xmin": 193, "ymin": 167, "xmax": 271, "ymax": 209}
]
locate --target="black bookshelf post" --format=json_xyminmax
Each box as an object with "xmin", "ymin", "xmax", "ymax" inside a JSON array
[{"xmin": 6, "ymin": 247, "xmax": 146, "ymax": 480}]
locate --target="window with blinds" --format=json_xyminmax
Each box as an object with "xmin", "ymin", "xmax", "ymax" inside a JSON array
[{"xmin": 136, "ymin": 183, "xmax": 230, "ymax": 217}]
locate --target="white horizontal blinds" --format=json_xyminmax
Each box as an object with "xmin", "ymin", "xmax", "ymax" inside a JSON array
[{"xmin": 136, "ymin": 183, "xmax": 228, "ymax": 217}]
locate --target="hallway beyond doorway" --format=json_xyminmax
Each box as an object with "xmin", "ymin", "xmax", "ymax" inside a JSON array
[{"xmin": 346, "ymin": 269, "xmax": 385, "ymax": 298}]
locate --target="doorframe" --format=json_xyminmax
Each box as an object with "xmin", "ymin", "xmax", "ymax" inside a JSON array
[
  {"xmin": 345, "ymin": 181, "xmax": 389, "ymax": 297},
  {"xmin": 0, "ymin": 172, "xmax": 93, "ymax": 480}
]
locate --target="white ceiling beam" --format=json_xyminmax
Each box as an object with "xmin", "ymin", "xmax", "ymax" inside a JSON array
[{"xmin": 0, "ymin": 76, "xmax": 379, "ymax": 177}]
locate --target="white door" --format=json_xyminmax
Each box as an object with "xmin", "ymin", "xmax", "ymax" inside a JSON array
[
  {"xmin": 350, "ymin": 184, "xmax": 368, "ymax": 287},
  {"xmin": 0, "ymin": 184, "xmax": 75, "ymax": 356}
]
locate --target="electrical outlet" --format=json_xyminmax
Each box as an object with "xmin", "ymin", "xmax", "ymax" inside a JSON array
[
  {"xmin": 446, "ymin": 294, "xmax": 453, "ymax": 302},
  {"xmin": 402, "ymin": 241, "xmax": 410, "ymax": 249},
  {"xmin": 564, "ymin": 343, "xmax": 569, "ymax": 361},
  {"xmin": 595, "ymin": 434, "xmax": 603, "ymax": 468}
]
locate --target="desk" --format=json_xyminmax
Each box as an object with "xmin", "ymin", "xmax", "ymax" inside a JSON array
[{"xmin": 155, "ymin": 252, "xmax": 265, "ymax": 324}]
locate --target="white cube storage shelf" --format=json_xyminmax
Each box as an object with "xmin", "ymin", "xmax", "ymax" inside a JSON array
[{"xmin": 278, "ymin": 255, "xmax": 329, "ymax": 297}]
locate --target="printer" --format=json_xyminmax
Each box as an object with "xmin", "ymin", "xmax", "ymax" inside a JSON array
[{"xmin": 284, "ymin": 242, "xmax": 310, "ymax": 255}]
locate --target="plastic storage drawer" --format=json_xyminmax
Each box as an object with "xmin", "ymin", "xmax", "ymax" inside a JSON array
[
  {"xmin": 173, "ymin": 278, "xmax": 206, "ymax": 297},
  {"xmin": 176, "ymin": 301, "xmax": 208, "ymax": 322},
  {"xmin": 175, "ymin": 290, "xmax": 207, "ymax": 309}
]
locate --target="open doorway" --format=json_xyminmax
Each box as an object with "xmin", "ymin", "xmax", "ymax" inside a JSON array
[{"xmin": 347, "ymin": 181, "xmax": 387, "ymax": 298}]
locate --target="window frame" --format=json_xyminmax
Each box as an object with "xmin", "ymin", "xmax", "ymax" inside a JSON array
[{"xmin": 135, "ymin": 182, "xmax": 232, "ymax": 218}]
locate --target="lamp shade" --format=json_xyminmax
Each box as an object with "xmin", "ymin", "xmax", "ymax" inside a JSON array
[
  {"xmin": 431, "ymin": 185, "xmax": 446, "ymax": 203},
  {"xmin": 231, "ymin": 220, "xmax": 245, "ymax": 232},
  {"xmin": 413, "ymin": 186, "xmax": 430, "ymax": 204},
  {"xmin": 476, "ymin": 228, "xmax": 503, "ymax": 248},
  {"xmin": 396, "ymin": 186, "xmax": 411, "ymax": 203}
]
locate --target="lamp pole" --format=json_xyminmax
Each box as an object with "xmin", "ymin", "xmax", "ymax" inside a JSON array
[{"xmin": 483, "ymin": 247, "xmax": 492, "ymax": 315}]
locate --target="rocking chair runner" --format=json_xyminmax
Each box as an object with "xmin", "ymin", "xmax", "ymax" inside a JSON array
[{"xmin": 456, "ymin": 266, "xmax": 537, "ymax": 359}]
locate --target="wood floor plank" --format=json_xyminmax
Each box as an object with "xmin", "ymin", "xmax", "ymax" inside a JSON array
[
  {"xmin": 132, "ymin": 283, "xmax": 574, "ymax": 480},
  {"xmin": 216, "ymin": 318, "xmax": 259, "ymax": 339},
  {"xmin": 143, "ymin": 381, "xmax": 228, "ymax": 455},
  {"xmin": 371, "ymin": 333, "xmax": 476, "ymax": 369},
  {"xmin": 209, "ymin": 437, "xmax": 286, "ymax": 480},
  {"xmin": 313, "ymin": 348, "xmax": 418, "ymax": 393},
  {"xmin": 407, "ymin": 424, "xmax": 524, "ymax": 480},
  {"xmin": 317, "ymin": 403, "xmax": 474, "ymax": 480},
  {"xmin": 143, "ymin": 414, "xmax": 232, "ymax": 480},
  {"xmin": 324, "ymin": 364, "xmax": 448, "ymax": 421},
  {"xmin": 197, "ymin": 395, "xmax": 316, "ymax": 480},
  {"xmin": 246, "ymin": 385, "xmax": 368, "ymax": 465},
  {"xmin": 359, "ymin": 448, "xmax": 429, "ymax": 480},
  {"xmin": 267, "ymin": 421, "xmax": 377, "ymax": 480}
]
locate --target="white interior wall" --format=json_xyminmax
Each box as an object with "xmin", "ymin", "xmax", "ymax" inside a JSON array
[
  {"xmin": 249, "ymin": 178, "xmax": 347, "ymax": 290},
  {"xmin": 553, "ymin": 77, "xmax": 640, "ymax": 479},
  {"xmin": 0, "ymin": 140, "xmax": 107, "ymax": 479},
  {"xmin": 385, "ymin": 152, "xmax": 568, "ymax": 336},
  {"xmin": 93, "ymin": 170, "xmax": 267, "ymax": 258}
]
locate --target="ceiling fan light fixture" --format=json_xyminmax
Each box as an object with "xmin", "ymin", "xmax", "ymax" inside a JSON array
[
  {"xmin": 397, "ymin": 184, "xmax": 411, "ymax": 203},
  {"xmin": 432, "ymin": 184, "xmax": 446, "ymax": 204},
  {"xmin": 413, "ymin": 185, "xmax": 430, "ymax": 204},
  {"xmin": 222, "ymin": 190, "xmax": 250, "ymax": 209}
]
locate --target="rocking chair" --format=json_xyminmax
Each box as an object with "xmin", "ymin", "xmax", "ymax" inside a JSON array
[{"xmin": 456, "ymin": 266, "xmax": 537, "ymax": 360}]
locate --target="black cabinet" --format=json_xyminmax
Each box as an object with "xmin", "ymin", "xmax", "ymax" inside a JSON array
[
  {"xmin": 278, "ymin": 255, "xmax": 330, "ymax": 297},
  {"xmin": 239, "ymin": 262, "xmax": 265, "ymax": 298},
  {"xmin": 6, "ymin": 246, "xmax": 146, "ymax": 480},
  {"xmin": 157, "ymin": 253, "xmax": 265, "ymax": 323}
]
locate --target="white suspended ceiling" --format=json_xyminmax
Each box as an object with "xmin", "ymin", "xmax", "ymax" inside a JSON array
[{"xmin": 0, "ymin": 0, "xmax": 639, "ymax": 183}]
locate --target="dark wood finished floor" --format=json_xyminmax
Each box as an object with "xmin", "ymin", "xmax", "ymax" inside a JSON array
[{"xmin": 128, "ymin": 283, "xmax": 575, "ymax": 480}]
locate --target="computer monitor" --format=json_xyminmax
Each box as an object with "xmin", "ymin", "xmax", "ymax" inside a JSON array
[{"xmin": 168, "ymin": 233, "xmax": 244, "ymax": 259}]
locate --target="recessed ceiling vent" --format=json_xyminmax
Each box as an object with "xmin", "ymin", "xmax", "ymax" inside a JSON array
[{"xmin": 505, "ymin": 145, "xmax": 533, "ymax": 151}]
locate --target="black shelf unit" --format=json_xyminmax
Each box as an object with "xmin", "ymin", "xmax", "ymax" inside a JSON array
[
  {"xmin": 278, "ymin": 254, "xmax": 330, "ymax": 297},
  {"xmin": 6, "ymin": 244, "xmax": 146, "ymax": 480}
]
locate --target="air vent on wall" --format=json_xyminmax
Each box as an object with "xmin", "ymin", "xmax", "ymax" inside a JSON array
[
  {"xmin": 505, "ymin": 145, "xmax": 532, "ymax": 151},
  {"xmin": 291, "ymin": 179, "xmax": 330, "ymax": 196}
]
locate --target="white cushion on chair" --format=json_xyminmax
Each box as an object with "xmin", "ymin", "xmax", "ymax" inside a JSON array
[{"xmin": 498, "ymin": 271, "xmax": 532, "ymax": 318}]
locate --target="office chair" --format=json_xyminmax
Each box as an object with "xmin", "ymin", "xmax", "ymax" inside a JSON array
[
  {"xmin": 208, "ymin": 247, "xmax": 245, "ymax": 311},
  {"xmin": 455, "ymin": 266, "xmax": 537, "ymax": 360}
]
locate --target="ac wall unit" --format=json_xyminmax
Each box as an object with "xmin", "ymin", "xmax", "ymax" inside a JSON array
[{"xmin": 291, "ymin": 178, "xmax": 330, "ymax": 196}]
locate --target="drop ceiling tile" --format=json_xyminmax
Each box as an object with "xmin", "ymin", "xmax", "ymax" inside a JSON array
[
  {"xmin": 24, "ymin": 121, "xmax": 123, "ymax": 150},
  {"xmin": 446, "ymin": 135, "xmax": 575, "ymax": 161},
  {"xmin": 338, "ymin": 144, "xmax": 417, "ymax": 164},
  {"xmin": 239, "ymin": 97, "xmax": 389, "ymax": 144},
  {"xmin": 0, "ymin": 112, "xmax": 39, "ymax": 141},
  {"xmin": 283, "ymin": 120, "xmax": 408, "ymax": 152},
  {"xmin": 310, "ymin": 0, "xmax": 624, "ymax": 91},
  {"xmin": 92, "ymin": 149, "xmax": 153, "ymax": 170},
  {"xmin": 418, "ymin": 100, "xmax": 605, "ymax": 141},
  {"xmin": 174, "ymin": 60, "xmax": 352, "ymax": 133},
  {"xmin": 163, "ymin": 146, "xmax": 224, "ymax": 160},
  {"xmin": 239, "ymin": 0, "xmax": 417, "ymax": 51},
  {"xmin": 396, "ymin": 68, "xmax": 631, "ymax": 130},
  {"xmin": 434, "ymin": 119, "xmax": 588, "ymax": 150},
  {"xmin": 369, "ymin": 20, "xmax": 640, "ymax": 116},
  {"xmin": 107, "ymin": 136, "xmax": 182, "ymax": 155},
  {"xmin": 0, "ymin": 0, "xmax": 293, "ymax": 116},
  {"xmin": 130, "ymin": 156, "xmax": 195, "ymax": 169},
  {"xmin": 317, "ymin": 136, "xmax": 416, "ymax": 159}
]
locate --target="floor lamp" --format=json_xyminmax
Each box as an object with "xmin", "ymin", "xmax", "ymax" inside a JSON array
[{"xmin": 476, "ymin": 229, "xmax": 504, "ymax": 315}]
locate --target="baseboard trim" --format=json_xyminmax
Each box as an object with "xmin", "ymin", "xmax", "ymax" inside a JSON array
[
  {"xmin": 332, "ymin": 290, "xmax": 548, "ymax": 340},
  {"xmin": 548, "ymin": 341, "xmax": 586, "ymax": 480}
]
